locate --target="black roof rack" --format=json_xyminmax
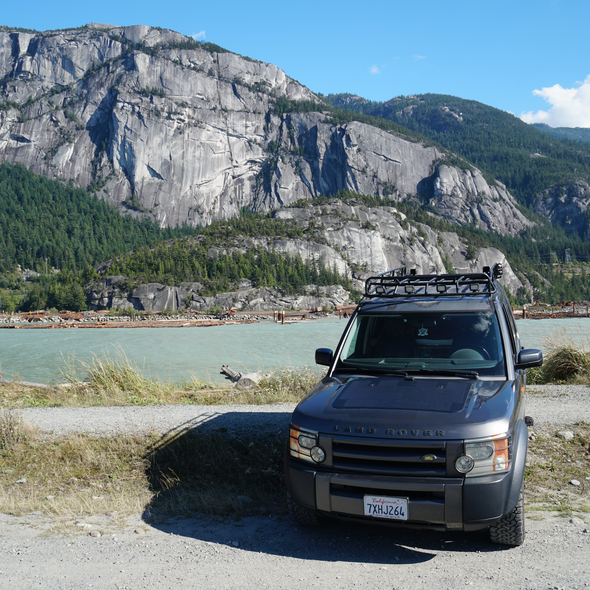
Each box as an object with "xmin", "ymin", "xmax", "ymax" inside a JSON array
[{"xmin": 363, "ymin": 264, "xmax": 503, "ymax": 299}]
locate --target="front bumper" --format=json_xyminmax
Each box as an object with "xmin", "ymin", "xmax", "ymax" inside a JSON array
[{"xmin": 286, "ymin": 458, "xmax": 513, "ymax": 531}]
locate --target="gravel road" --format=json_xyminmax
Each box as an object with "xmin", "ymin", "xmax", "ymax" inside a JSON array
[
  {"xmin": 15, "ymin": 384, "xmax": 590, "ymax": 437},
  {"xmin": 2, "ymin": 385, "xmax": 590, "ymax": 590}
]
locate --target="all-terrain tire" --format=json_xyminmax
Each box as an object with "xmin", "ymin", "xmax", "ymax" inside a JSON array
[
  {"xmin": 489, "ymin": 488, "xmax": 525, "ymax": 546},
  {"xmin": 286, "ymin": 493, "xmax": 324, "ymax": 526}
]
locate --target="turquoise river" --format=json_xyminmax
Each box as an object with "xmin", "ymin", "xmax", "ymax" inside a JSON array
[{"xmin": 1, "ymin": 317, "xmax": 589, "ymax": 385}]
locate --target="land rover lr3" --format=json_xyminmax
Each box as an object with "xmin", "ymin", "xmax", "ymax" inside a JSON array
[{"xmin": 285, "ymin": 265, "xmax": 543, "ymax": 546}]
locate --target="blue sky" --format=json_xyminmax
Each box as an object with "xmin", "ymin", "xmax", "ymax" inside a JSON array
[{"xmin": 2, "ymin": 0, "xmax": 589, "ymax": 127}]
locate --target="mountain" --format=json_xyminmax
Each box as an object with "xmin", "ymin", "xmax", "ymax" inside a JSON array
[
  {"xmin": 0, "ymin": 25, "xmax": 527, "ymax": 236},
  {"xmin": 325, "ymin": 93, "xmax": 590, "ymax": 239},
  {"xmin": 532, "ymin": 123, "xmax": 590, "ymax": 144},
  {"xmin": 2, "ymin": 25, "xmax": 590, "ymax": 312}
]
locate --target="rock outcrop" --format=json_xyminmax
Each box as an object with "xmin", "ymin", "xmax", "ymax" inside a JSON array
[
  {"xmin": 86, "ymin": 200, "xmax": 524, "ymax": 311},
  {"xmin": 88, "ymin": 278, "xmax": 352, "ymax": 312},
  {"xmin": 0, "ymin": 24, "xmax": 529, "ymax": 235},
  {"xmin": 432, "ymin": 166, "xmax": 531, "ymax": 235},
  {"xmin": 533, "ymin": 180, "xmax": 590, "ymax": 239}
]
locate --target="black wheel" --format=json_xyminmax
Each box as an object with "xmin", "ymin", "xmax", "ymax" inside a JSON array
[
  {"xmin": 287, "ymin": 493, "xmax": 324, "ymax": 527},
  {"xmin": 489, "ymin": 488, "xmax": 525, "ymax": 546}
]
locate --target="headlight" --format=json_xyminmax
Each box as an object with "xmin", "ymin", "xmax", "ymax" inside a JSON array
[
  {"xmin": 289, "ymin": 425, "xmax": 323, "ymax": 464},
  {"xmin": 466, "ymin": 441, "xmax": 495, "ymax": 461},
  {"xmin": 457, "ymin": 435, "xmax": 511, "ymax": 477},
  {"xmin": 298, "ymin": 434, "xmax": 316, "ymax": 449}
]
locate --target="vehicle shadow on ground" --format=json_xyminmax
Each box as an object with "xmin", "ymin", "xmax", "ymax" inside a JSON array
[{"xmin": 141, "ymin": 412, "xmax": 507, "ymax": 565}]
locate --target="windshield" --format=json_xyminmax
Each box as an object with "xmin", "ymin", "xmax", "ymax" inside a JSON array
[{"xmin": 337, "ymin": 311, "xmax": 506, "ymax": 378}]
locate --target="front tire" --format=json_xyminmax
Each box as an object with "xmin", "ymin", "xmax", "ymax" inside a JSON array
[{"xmin": 489, "ymin": 488, "xmax": 525, "ymax": 546}]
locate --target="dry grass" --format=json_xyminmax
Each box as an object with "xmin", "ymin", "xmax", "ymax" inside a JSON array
[
  {"xmin": 1, "ymin": 410, "xmax": 589, "ymax": 520},
  {"xmin": 0, "ymin": 352, "xmax": 319, "ymax": 519},
  {"xmin": 0, "ymin": 408, "xmax": 36, "ymax": 450},
  {"xmin": 0, "ymin": 410, "xmax": 286, "ymax": 519},
  {"xmin": 528, "ymin": 327, "xmax": 590, "ymax": 385},
  {"xmin": 0, "ymin": 348, "xmax": 323, "ymax": 408},
  {"xmin": 525, "ymin": 424, "xmax": 590, "ymax": 516},
  {"xmin": 143, "ymin": 429, "xmax": 285, "ymax": 518}
]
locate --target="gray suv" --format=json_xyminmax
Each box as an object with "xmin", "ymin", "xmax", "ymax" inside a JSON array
[{"xmin": 284, "ymin": 264, "xmax": 543, "ymax": 546}]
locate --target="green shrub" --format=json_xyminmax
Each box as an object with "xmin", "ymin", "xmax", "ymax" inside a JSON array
[
  {"xmin": 543, "ymin": 345, "xmax": 590, "ymax": 382},
  {"xmin": 538, "ymin": 328, "xmax": 590, "ymax": 383}
]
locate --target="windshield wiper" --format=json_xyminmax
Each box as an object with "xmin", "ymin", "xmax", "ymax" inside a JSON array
[
  {"xmin": 340, "ymin": 366, "xmax": 410, "ymax": 378},
  {"xmin": 408, "ymin": 369, "xmax": 479, "ymax": 379}
]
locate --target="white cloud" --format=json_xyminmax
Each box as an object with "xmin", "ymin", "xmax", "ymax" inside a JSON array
[
  {"xmin": 191, "ymin": 31, "xmax": 206, "ymax": 40},
  {"xmin": 520, "ymin": 75, "xmax": 590, "ymax": 127},
  {"xmin": 413, "ymin": 55, "xmax": 426, "ymax": 61},
  {"xmin": 369, "ymin": 65, "xmax": 381, "ymax": 75}
]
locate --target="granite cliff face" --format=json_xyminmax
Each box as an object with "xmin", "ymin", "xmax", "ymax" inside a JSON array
[
  {"xmin": 87, "ymin": 200, "xmax": 523, "ymax": 312},
  {"xmin": 533, "ymin": 180, "xmax": 590, "ymax": 239},
  {"xmin": 0, "ymin": 24, "xmax": 529, "ymax": 234}
]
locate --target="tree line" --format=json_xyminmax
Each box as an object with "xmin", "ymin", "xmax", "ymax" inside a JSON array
[{"xmin": 104, "ymin": 241, "xmax": 352, "ymax": 297}]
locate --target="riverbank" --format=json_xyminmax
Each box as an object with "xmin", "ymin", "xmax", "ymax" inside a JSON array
[
  {"xmin": 0, "ymin": 308, "xmax": 346, "ymax": 329},
  {"xmin": 513, "ymin": 300, "xmax": 590, "ymax": 319},
  {"xmin": 5, "ymin": 302, "xmax": 590, "ymax": 328}
]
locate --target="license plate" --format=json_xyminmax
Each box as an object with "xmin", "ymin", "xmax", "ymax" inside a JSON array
[{"xmin": 363, "ymin": 495, "xmax": 408, "ymax": 520}]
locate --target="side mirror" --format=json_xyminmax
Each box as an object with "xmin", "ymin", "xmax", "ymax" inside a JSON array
[
  {"xmin": 315, "ymin": 348, "xmax": 333, "ymax": 367},
  {"xmin": 515, "ymin": 349, "xmax": 543, "ymax": 370}
]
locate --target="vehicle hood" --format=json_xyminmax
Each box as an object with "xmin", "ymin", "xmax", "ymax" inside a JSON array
[{"xmin": 292, "ymin": 375, "xmax": 518, "ymax": 440}]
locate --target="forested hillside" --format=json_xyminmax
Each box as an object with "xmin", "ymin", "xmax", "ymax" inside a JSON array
[
  {"xmin": 0, "ymin": 163, "xmax": 190, "ymax": 273},
  {"xmin": 98, "ymin": 215, "xmax": 352, "ymax": 297},
  {"xmin": 2, "ymin": 168, "xmax": 590, "ymax": 311},
  {"xmin": 0, "ymin": 162, "xmax": 191, "ymax": 311},
  {"xmin": 533, "ymin": 124, "xmax": 590, "ymax": 144},
  {"xmin": 324, "ymin": 93, "xmax": 590, "ymax": 217}
]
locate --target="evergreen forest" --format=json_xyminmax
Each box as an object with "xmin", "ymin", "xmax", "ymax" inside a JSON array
[
  {"xmin": 0, "ymin": 162, "xmax": 192, "ymax": 311},
  {"xmin": 533, "ymin": 123, "xmax": 590, "ymax": 144}
]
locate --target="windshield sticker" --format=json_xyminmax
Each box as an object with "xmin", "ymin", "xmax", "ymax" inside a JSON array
[{"xmin": 418, "ymin": 326, "xmax": 428, "ymax": 337}]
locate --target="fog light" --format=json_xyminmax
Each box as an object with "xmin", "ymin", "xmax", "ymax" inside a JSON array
[
  {"xmin": 455, "ymin": 454, "xmax": 474, "ymax": 474},
  {"xmin": 310, "ymin": 446, "xmax": 326, "ymax": 463}
]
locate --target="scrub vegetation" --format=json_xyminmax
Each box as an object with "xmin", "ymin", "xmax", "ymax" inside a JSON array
[
  {"xmin": 0, "ymin": 349, "xmax": 323, "ymax": 408},
  {"xmin": 527, "ymin": 328, "xmax": 590, "ymax": 385},
  {"xmin": 0, "ymin": 410, "xmax": 286, "ymax": 519},
  {"xmin": 524, "ymin": 424, "xmax": 590, "ymax": 518}
]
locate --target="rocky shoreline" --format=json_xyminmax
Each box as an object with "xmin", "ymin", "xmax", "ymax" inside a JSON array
[{"xmin": 0, "ymin": 308, "xmax": 345, "ymax": 329}]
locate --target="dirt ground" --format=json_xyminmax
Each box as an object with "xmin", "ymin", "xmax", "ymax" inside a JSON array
[
  {"xmin": 2, "ymin": 385, "xmax": 590, "ymax": 589},
  {"xmin": 1, "ymin": 508, "xmax": 589, "ymax": 590}
]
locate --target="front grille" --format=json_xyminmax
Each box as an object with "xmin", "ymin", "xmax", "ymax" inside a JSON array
[{"xmin": 330, "ymin": 436, "xmax": 460, "ymax": 477}]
